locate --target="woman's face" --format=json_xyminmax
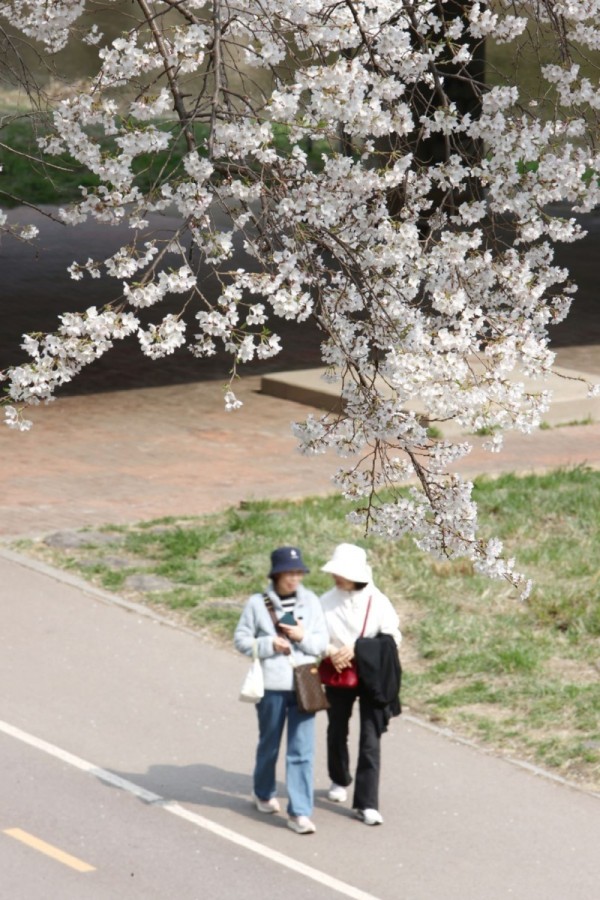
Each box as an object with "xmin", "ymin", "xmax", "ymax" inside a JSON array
[
  {"xmin": 274, "ymin": 570, "xmax": 305, "ymax": 595},
  {"xmin": 332, "ymin": 574, "xmax": 356, "ymax": 591}
]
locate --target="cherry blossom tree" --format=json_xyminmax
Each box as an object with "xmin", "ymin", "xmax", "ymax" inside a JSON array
[{"xmin": 1, "ymin": 1, "xmax": 599, "ymax": 592}]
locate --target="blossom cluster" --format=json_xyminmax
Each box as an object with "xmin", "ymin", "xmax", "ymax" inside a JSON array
[{"xmin": 1, "ymin": 0, "xmax": 599, "ymax": 592}]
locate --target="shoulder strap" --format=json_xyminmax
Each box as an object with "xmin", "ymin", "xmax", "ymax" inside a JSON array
[
  {"xmin": 265, "ymin": 595, "xmax": 301, "ymax": 665},
  {"xmin": 360, "ymin": 596, "xmax": 373, "ymax": 637},
  {"xmin": 263, "ymin": 594, "xmax": 283, "ymax": 634}
]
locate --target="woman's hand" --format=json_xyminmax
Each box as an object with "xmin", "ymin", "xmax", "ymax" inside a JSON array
[
  {"xmin": 273, "ymin": 635, "xmax": 292, "ymax": 655},
  {"xmin": 330, "ymin": 645, "xmax": 354, "ymax": 672},
  {"xmin": 278, "ymin": 622, "xmax": 305, "ymax": 644}
]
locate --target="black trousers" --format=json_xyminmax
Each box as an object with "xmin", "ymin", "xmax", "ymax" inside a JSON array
[{"xmin": 325, "ymin": 685, "xmax": 381, "ymax": 811}]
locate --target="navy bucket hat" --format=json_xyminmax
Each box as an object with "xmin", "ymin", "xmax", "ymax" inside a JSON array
[{"xmin": 269, "ymin": 546, "xmax": 310, "ymax": 577}]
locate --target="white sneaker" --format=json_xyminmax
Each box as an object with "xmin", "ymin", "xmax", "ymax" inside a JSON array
[
  {"xmin": 355, "ymin": 808, "xmax": 383, "ymax": 826},
  {"xmin": 327, "ymin": 783, "xmax": 348, "ymax": 803},
  {"xmin": 252, "ymin": 793, "xmax": 280, "ymax": 814},
  {"xmin": 287, "ymin": 815, "xmax": 316, "ymax": 834}
]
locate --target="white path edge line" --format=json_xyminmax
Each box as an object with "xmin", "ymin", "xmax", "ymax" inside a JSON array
[{"xmin": 0, "ymin": 719, "xmax": 381, "ymax": 900}]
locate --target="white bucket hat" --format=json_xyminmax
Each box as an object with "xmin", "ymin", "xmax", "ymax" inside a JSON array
[{"xmin": 321, "ymin": 543, "xmax": 372, "ymax": 584}]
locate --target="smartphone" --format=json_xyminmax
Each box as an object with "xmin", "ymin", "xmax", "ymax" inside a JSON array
[{"xmin": 278, "ymin": 611, "xmax": 296, "ymax": 626}]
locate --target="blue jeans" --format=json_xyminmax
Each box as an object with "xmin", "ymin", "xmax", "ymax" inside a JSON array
[{"xmin": 254, "ymin": 689, "xmax": 316, "ymax": 817}]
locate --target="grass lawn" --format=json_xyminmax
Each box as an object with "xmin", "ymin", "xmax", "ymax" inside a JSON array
[
  {"xmin": 15, "ymin": 467, "xmax": 600, "ymax": 792},
  {"xmin": 0, "ymin": 116, "xmax": 330, "ymax": 208}
]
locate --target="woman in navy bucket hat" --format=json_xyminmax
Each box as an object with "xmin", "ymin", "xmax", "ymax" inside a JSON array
[
  {"xmin": 269, "ymin": 546, "xmax": 309, "ymax": 577},
  {"xmin": 234, "ymin": 546, "xmax": 328, "ymax": 834}
]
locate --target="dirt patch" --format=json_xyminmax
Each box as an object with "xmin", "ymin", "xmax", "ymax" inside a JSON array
[{"xmin": 544, "ymin": 655, "xmax": 600, "ymax": 685}]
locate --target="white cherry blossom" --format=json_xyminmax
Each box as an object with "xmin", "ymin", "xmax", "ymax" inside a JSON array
[{"xmin": 1, "ymin": 0, "xmax": 599, "ymax": 592}]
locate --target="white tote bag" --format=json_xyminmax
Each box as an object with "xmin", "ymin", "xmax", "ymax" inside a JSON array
[{"xmin": 239, "ymin": 644, "xmax": 264, "ymax": 703}]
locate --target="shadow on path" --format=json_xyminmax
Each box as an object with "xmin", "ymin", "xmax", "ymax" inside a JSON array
[{"xmin": 107, "ymin": 762, "xmax": 356, "ymax": 826}]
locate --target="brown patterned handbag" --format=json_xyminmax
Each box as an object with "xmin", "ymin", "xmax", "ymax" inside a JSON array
[{"xmin": 293, "ymin": 663, "xmax": 330, "ymax": 713}]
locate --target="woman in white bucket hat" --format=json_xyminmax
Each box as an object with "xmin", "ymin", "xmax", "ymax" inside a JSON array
[{"xmin": 319, "ymin": 543, "xmax": 401, "ymax": 826}]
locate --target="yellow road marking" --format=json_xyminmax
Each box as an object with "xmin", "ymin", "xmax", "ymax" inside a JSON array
[{"xmin": 3, "ymin": 828, "xmax": 96, "ymax": 873}]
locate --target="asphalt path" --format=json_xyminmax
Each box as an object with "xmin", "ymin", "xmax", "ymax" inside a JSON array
[
  {"xmin": 1, "ymin": 731, "xmax": 318, "ymax": 900},
  {"xmin": 2, "ymin": 549, "xmax": 599, "ymax": 900}
]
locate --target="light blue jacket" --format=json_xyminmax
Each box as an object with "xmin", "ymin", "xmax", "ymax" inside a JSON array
[{"xmin": 234, "ymin": 583, "xmax": 329, "ymax": 691}]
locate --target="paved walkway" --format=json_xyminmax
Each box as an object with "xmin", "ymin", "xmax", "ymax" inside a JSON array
[{"xmin": 1, "ymin": 360, "xmax": 599, "ymax": 538}]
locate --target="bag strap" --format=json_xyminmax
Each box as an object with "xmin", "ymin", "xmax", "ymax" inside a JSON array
[
  {"xmin": 264, "ymin": 594, "xmax": 283, "ymax": 634},
  {"xmin": 359, "ymin": 596, "xmax": 372, "ymax": 637},
  {"xmin": 265, "ymin": 594, "xmax": 300, "ymax": 667}
]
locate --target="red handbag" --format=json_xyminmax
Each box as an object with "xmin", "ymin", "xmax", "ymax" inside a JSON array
[
  {"xmin": 318, "ymin": 656, "xmax": 359, "ymax": 688},
  {"xmin": 319, "ymin": 596, "xmax": 372, "ymax": 689}
]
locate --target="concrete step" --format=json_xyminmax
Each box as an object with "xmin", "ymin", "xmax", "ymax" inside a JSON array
[{"xmin": 261, "ymin": 364, "xmax": 600, "ymax": 438}]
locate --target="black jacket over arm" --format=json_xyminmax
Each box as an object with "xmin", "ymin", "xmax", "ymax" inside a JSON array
[{"xmin": 355, "ymin": 633, "xmax": 402, "ymax": 735}]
